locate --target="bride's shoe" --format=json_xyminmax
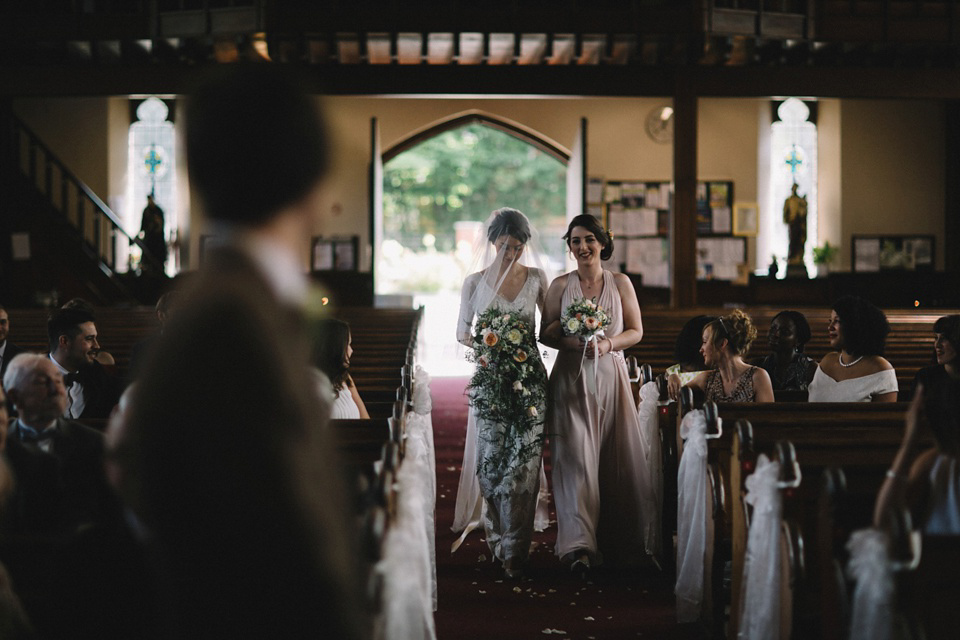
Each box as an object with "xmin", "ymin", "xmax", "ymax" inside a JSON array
[
  {"xmin": 570, "ymin": 552, "xmax": 591, "ymax": 576},
  {"xmin": 504, "ymin": 558, "xmax": 524, "ymax": 580}
]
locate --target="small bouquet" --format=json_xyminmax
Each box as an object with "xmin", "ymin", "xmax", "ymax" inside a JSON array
[
  {"xmin": 561, "ymin": 297, "xmax": 610, "ymax": 338},
  {"xmin": 466, "ymin": 306, "xmax": 546, "ymax": 472},
  {"xmin": 561, "ymin": 297, "xmax": 610, "ymax": 399}
]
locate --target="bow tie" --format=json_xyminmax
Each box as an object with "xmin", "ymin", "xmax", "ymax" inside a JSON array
[
  {"xmin": 19, "ymin": 425, "xmax": 56, "ymax": 444},
  {"xmin": 64, "ymin": 372, "xmax": 80, "ymax": 389}
]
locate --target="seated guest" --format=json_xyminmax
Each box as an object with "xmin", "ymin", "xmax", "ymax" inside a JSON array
[
  {"xmin": 48, "ymin": 307, "xmax": 121, "ymax": 420},
  {"xmin": 666, "ymin": 314, "xmax": 715, "ymax": 401},
  {"xmin": 759, "ymin": 310, "xmax": 817, "ymax": 391},
  {"xmin": 0, "ymin": 385, "xmax": 36, "ymax": 640},
  {"xmin": 873, "ymin": 378, "xmax": 960, "ymax": 533},
  {"xmin": 913, "ymin": 314, "xmax": 959, "ymax": 400},
  {"xmin": 808, "ymin": 295, "xmax": 897, "ymax": 402},
  {"xmin": 1, "ymin": 353, "xmax": 115, "ymax": 535},
  {"xmin": 0, "ymin": 305, "xmax": 26, "ymax": 382},
  {"xmin": 61, "ymin": 299, "xmax": 115, "ymax": 366},
  {"xmin": 129, "ymin": 290, "xmax": 181, "ymax": 381},
  {"xmin": 313, "ymin": 318, "xmax": 370, "ymax": 419},
  {"xmin": 683, "ymin": 310, "xmax": 774, "ymax": 403}
]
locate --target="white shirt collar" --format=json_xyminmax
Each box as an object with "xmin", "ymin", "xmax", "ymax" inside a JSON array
[
  {"xmin": 238, "ymin": 234, "xmax": 309, "ymax": 306},
  {"xmin": 49, "ymin": 353, "xmax": 70, "ymax": 374}
]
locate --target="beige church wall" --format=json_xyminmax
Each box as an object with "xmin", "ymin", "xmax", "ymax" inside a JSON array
[
  {"xmin": 698, "ymin": 98, "xmax": 764, "ymax": 270},
  {"xmin": 13, "ymin": 97, "xmax": 110, "ymax": 197},
  {"xmin": 818, "ymin": 99, "xmax": 843, "ymax": 267},
  {"xmin": 12, "ymin": 94, "xmax": 948, "ymax": 278},
  {"xmin": 318, "ymin": 95, "xmax": 674, "ymax": 272},
  {"xmin": 839, "ymin": 99, "xmax": 945, "ymax": 271}
]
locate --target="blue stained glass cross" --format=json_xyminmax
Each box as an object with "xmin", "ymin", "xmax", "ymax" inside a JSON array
[
  {"xmin": 784, "ymin": 144, "xmax": 802, "ymax": 175},
  {"xmin": 144, "ymin": 146, "xmax": 163, "ymax": 174}
]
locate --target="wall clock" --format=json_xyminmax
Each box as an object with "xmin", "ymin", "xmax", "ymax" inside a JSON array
[{"xmin": 645, "ymin": 105, "xmax": 674, "ymax": 144}]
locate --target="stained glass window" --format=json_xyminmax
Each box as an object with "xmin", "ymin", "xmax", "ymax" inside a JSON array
[
  {"xmin": 764, "ymin": 98, "xmax": 817, "ymax": 277},
  {"xmin": 125, "ymin": 97, "xmax": 177, "ymax": 276}
]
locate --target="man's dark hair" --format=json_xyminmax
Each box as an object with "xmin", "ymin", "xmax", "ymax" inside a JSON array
[
  {"xmin": 833, "ymin": 295, "xmax": 890, "ymax": 357},
  {"xmin": 48, "ymin": 307, "xmax": 95, "ymax": 351},
  {"xmin": 185, "ymin": 64, "xmax": 330, "ymax": 226},
  {"xmin": 156, "ymin": 290, "xmax": 181, "ymax": 315}
]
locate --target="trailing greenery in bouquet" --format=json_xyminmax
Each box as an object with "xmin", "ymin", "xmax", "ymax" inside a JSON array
[
  {"xmin": 561, "ymin": 297, "xmax": 610, "ymax": 339},
  {"xmin": 466, "ymin": 306, "xmax": 547, "ymax": 474}
]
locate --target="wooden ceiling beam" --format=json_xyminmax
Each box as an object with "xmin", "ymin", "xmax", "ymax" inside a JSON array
[{"xmin": 6, "ymin": 62, "xmax": 960, "ymax": 100}]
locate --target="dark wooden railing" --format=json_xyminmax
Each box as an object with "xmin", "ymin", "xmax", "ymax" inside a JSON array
[{"xmin": 10, "ymin": 115, "xmax": 165, "ymax": 278}]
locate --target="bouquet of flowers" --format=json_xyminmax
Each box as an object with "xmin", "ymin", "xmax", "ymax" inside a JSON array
[
  {"xmin": 466, "ymin": 306, "xmax": 546, "ymax": 473},
  {"xmin": 561, "ymin": 297, "xmax": 610, "ymax": 338}
]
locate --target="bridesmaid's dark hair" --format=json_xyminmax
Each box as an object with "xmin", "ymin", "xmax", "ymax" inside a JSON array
[
  {"xmin": 312, "ymin": 318, "xmax": 351, "ymax": 396},
  {"xmin": 564, "ymin": 214, "xmax": 613, "ymax": 260},
  {"xmin": 487, "ymin": 208, "xmax": 531, "ymax": 244}
]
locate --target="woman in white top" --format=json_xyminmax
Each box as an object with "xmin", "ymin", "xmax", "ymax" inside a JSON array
[
  {"xmin": 314, "ymin": 318, "xmax": 369, "ymax": 419},
  {"xmin": 808, "ymin": 295, "xmax": 898, "ymax": 402}
]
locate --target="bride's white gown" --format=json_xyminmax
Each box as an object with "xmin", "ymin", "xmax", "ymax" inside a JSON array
[{"xmin": 452, "ymin": 268, "xmax": 550, "ymax": 563}]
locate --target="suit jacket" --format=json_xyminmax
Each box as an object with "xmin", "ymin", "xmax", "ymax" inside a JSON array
[
  {"xmin": 0, "ymin": 341, "xmax": 25, "ymax": 382},
  {"xmin": 128, "ymin": 245, "xmax": 366, "ymax": 639},
  {"xmin": 2, "ymin": 417, "xmax": 116, "ymax": 536},
  {"xmin": 74, "ymin": 360, "xmax": 122, "ymax": 422}
]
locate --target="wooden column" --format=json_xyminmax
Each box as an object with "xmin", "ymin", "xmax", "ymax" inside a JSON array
[
  {"xmin": 671, "ymin": 74, "xmax": 698, "ymax": 308},
  {"xmin": 946, "ymin": 101, "xmax": 960, "ymax": 273}
]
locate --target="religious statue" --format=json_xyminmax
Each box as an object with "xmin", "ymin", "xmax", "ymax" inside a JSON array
[
  {"xmin": 782, "ymin": 183, "xmax": 807, "ymax": 264},
  {"xmin": 139, "ymin": 193, "xmax": 167, "ymax": 274}
]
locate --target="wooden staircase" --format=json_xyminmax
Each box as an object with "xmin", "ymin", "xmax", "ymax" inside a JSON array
[{"xmin": 1, "ymin": 112, "xmax": 168, "ymax": 307}]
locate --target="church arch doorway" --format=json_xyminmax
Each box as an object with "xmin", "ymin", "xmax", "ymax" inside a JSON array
[{"xmin": 378, "ymin": 112, "xmax": 569, "ymax": 375}]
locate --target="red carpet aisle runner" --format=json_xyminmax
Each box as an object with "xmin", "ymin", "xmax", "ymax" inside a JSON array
[{"xmin": 430, "ymin": 377, "xmax": 703, "ymax": 640}]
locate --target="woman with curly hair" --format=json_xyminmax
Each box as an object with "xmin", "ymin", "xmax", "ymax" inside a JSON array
[
  {"xmin": 808, "ymin": 295, "xmax": 898, "ymax": 402},
  {"xmin": 683, "ymin": 309, "xmax": 774, "ymax": 403}
]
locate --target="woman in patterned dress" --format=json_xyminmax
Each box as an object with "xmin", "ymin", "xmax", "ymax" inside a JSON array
[{"xmin": 683, "ymin": 309, "xmax": 774, "ymax": 403}]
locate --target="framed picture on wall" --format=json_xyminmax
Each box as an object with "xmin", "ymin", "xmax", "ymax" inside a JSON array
[
  {"xmin": 733, "ymin": 203, "xmax": 759, "ymax": 236},
  {"xmin": 312, "ymin": 236, "xmax": 359, "ymax": 272},
  {"xmin": 852, "ymin": 235, "xmax": 935, "ymax": 272}
]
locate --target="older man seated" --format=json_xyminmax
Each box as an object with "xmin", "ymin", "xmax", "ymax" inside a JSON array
[{"xmin": 1, "ymin": 353, "xmax": 114, "ymax": 535}]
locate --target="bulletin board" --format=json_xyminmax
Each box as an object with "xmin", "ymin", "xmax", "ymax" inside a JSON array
[
  {"xmin": 852, "ymin": 235, "xmax": 935, "ymax": 272},
  {"xmin": 594, "ymin": 179, "xmax": 740, "ymax": 285}
]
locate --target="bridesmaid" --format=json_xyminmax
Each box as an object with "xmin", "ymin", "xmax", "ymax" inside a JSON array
[{"xmin": 539, "ymin": 214, "xmax": 657, "ymax": 572}]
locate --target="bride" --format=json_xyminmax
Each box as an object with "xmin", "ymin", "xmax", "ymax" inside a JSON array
[{"xmin": 453, "ymin": 208, "xmax": 550, "ymax": 580}]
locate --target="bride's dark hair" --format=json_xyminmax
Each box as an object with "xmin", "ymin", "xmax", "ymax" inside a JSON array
[{"xmin": 487, "ymin": 207, "xmax": 531, "ymax": 244}]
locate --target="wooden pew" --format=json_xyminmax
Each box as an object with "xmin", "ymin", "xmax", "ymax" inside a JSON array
[{"xmin": 723, "ymin": 402, "xmax": 930, "ymax": 638}]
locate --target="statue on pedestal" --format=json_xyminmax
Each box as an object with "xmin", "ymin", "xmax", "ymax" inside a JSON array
[{"xmin": 782, "ymin": 183, "xmax": 807, "ymax": 265}]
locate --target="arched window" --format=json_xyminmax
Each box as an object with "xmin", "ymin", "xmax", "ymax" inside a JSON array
[
  {"xmin": 380, "ymin": 114, "xmax": 568, "ymax": 295},
  {"xmin": 379, "ymin": 113, "xmax": 568, "ymax": 374},
  {"xmin": 766, "ymin": 98, "xmax": 817, "ymax": 277},
  {"xmin": 125, "ymin": 97, "xmax": 177, "ymax": 275}
]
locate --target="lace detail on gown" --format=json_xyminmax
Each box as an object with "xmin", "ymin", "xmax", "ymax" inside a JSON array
[{"xmin": 704, "ymin": 366, "xmax": 758, "ymax": 403}]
